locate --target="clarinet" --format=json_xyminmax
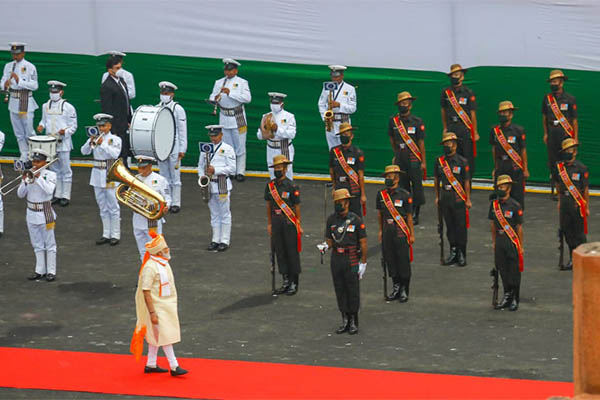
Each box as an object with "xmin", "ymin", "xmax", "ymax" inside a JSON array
[
  {"xmin": 211, "ymin": 78, "xmax": 229, "ymax": 116},
  {"xmin": 3, "ymin": 61, "xmax": 15, "ymax": 103}
]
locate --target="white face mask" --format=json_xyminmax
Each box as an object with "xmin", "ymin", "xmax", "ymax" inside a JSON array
[
  {"xmin": 270, "ymin": 103, "xmax": 282, "ymax": 113},
  {"xmin": 49, "ymin": 92, "xmax": 61, "ymax": 101},
  {"xmin": 115, "ymin": 68, "xmax": 124, "ymax": 78},
  {"xmin": 160, "ymin": 94, "xmax": 172, "ymax": 104}
]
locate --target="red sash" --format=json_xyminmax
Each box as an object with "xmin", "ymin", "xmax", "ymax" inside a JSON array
[
  {"xmin": 393, "ymin": 115, "xmax": 426, "ymax": 179},
  {"xmin": 493, "ymin": 126, "xmax": 523, "ymax": 170},
  {"xmin": 493, "ymin": 200, "xmax": 524, "ymax": 271},
  {"xmin": 381, "ymin": 189, "xmax": 413, "ymax": 262},
  {"xmin": 547, "ymin": 94, "xmax": 574, "ymax": 138},
  {"xmin": 268, "ymin": 181, "xmax": 302, "ymax": 252},
  {"xmin": 557, "ymin": 162, "xmax": 587, "ymax": 234},
  {"xmin": 445, "ymin": 88, "xmax": 476, "ymax": 156},
  {"xmin": 438, "ymin": 156, "xmax": 469, "ymax": 228},
  {"xmin": 333, "ymin": 147, "xmax": 365, "ymax": 216}
]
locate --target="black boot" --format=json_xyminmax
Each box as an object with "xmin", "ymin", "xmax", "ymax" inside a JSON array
[
  {"xmin": 412, "ymin": 206, "xmax": 420, "ymax": 226},
  {"xmin": 386, "ymin": 283, "xmax": 401, "ymax": 301},
  {"xmin": 508, "ymin": 294, "xmax": 519, "ymax": 312},
  {"xmin": 286, "ymin": 276, "xmax": 298, "ymax": 296},
  {"xmin": 274, "ymin": 274, "xmax": 290, "ymax": 295},
  {"xmin": 443, "ymin": 247, "xmax": 458, "ymax": 266},
  {"xmin": 335, "ymin": 313, "xmax": 349, "ymax": 334},
  {"xmin": 457, "ymin": 249, "xmax": 467, "ymax": 267},
  {"xmin": 495, "ymin": 291, "xmax": 511, "ymax": 309},
  {"xmin": 347, "ymin": 313, "xmax": 358, "ymax": 335},
  {"xmin": 398, "ymin": 286, "xmax": 409, "ymax": 303}
]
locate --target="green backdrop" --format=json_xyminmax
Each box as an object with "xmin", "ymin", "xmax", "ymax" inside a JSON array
[{"xmin": 1, "ymin": 51, "xmax": 598, "ymax": 184}]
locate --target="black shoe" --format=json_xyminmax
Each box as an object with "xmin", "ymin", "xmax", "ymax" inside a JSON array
[
  {"xmin": 398, "ymin": 286, "xmax": 409, "ymax": 303},
  {"xmin": 456, "ymin": 250, "xmax": 467, "ymax": 267},
  {"xmin": 235, "ymin": 174, "xmax": 245, "ymax": 182},
  {"xmin": 170, "ymin": 366, "xmax": 188, "ymax": 376},
  {"xmin": 110, "ymin": 238, "xmax": 120, "ymax": 246},
  {"xmin": 443, "ymin": 247, "xmax": 458, "ymax": 266},
  {"xmin": 335, "ymin": 313, "xmax": 350, "ymax": 334},
  {"xmin": 45, "ymin": 273, "xmax": 55, "ymax": 282},
  {"xmin": 347, "ymin": 314, "xmax": 358, "ymax": 335},
  {"xmin": 217, "ymin": 243, "xmax": 229, "ymax": 252},
  {"xmin": 59, "ymin": 199, "xmax": 70, "ymax": 207},
  {"xmin": 386, "ymin": 284, "xmax": 401, "ymax": 301},
  {"xmin": 145, "ymin": 365, "xmax": 168, "ymax": 373},
  {"xmin": 508, "ymin": 298, "xmax": 519, "ymax": 312},
  {"xmin": 96, "ymin": 237, "xmax": 110, "ymax": 245},
  {"xmin": 495, "ymin": 292, "xmax": 512, "ymax": 309},
  {"xmin": 286, "ymin": 282, "xmax": 298, "ymax": 296},
  {"xmin": 560, "ymin": 260, "xmax": 573, "ymax": 271},
  {"xmin": 274, "ymin": 274, "xmax": 290, "ymax": 295},
  {"xmin": 51, "ymin": 197, "xmax": 60, "ymax": 205},
  {"xmin": 207, "ymin": 242, "xmax": 219, "ymax": 252},
  {"xmin": 27, "ymin": 272, "xmax": 44, "ymax": 281},
  {"xmin": 170, "ymin": 206, "xmax": 181, "ymax": 214},
  {"xmin": 0, "ymin": 232, "xmax": 3, "ymax": 239}
]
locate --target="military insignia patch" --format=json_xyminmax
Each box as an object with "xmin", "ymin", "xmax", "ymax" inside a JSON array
[
  {"xmin": 408, "ymin": 127, "xmax": 416, "ymax": 134},
  {"xmin": 572, "ymin": 173, "xmax": 580, "ymax": 181},
  {"xmin": 394, "ymin": 199, "xmax": 403, "ymax": 207},
  {"xmin": 508, "ymin": 136, "xmax": 516, "ymax": 143},
  {"xmin": 459, "ymin": 97, "xmax": 467, "ymax": 105},
  {"xmin": 504, "ymin": 210, "xmax": 513, "ymax": 218},
  {"xmin": 21, "ymin": 67, "xmax": 26, "ymax": 73},
  {"xmin": 452, "ymin": 166, "xmax": 461, "ymax": 174},
  {"xmin": 560, "ymin": 103, "xmax": 568, "ymax": 111},
  {"xmin": 233, "ymin": 83, "xmax": 238, "ymax": 88},
  {"xmin": 347, "ymin": 224, "xmax": 355, "ymax": 232}
]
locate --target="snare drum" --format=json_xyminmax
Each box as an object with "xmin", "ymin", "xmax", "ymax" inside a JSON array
[
  {"xmin": 28, "ymin": 135, "xmax": 57, "ymax": 160},
  {"xmin": 129, "ymin": 105, "xmax": 175, "ymax": 162}
]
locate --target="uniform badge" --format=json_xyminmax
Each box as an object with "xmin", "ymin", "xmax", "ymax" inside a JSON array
[
  {"xmin": 233, "ymin": 83, "xmax": 239, "ymax": 88},
  {"xmin": 572, "ymin": 173, "xmax": 580, "ymax": 181},
  {"xmin": 339, "ymin": 176, "xmax": 347, "ymax": 182},
  {"xmin": 343, "ymin": 91, "xmax": 348, "ymax": 96},
  {"xmin": 337, "ymin": 226, "xmax": 344, "ymax": 233},
  {"xmin": 282, "ymin": 191, "xmax": 289, "ymax": 198},
  {"xmin": 220, "ymin": 149, "xmax": 225, "ymax": 154},
  {"xmin": 294, "ymin": 190, "xmax": 300, "ymax": 196},
  {"xmin": 347, "ymin": 224, "xmax": 355, "ymax": 232},
  {"xmin": 459, "ymin": 97, "xmax": 467, "ymax": 105},
  {"xmin": 452, "ymin": 166, "xmax": 461, "ymax": 174},
  {"xmin": 152, "ymin": 180, "xmax": 158, "ymax": 185},
  {"xmin": 560, "ymin": 103, "xmax": 568, "ymax": 111},
  {"xmin": 408, "ymin": 127, "xmax": 416, "ymax": 134},
  {"xmin": 504, "ymin": 210, "xmax": 513, "ymax": 218},
  {"xmin": 21, "ymin": 67, "xmax": 26, "ymax": 73},
  {"xmin": 508, "ymin": 136, "xmax": 516, "ymax": 143},
  {"xmin": 281, "ymin": 119, "xmax": 286, "ymax": 123},
  {"xmin": 394, "ymin": 199, "xmax": 403, "ymax": 207},
  {"xmin": 108, "ymin": 139, "xmax": 113, "ymax": 145},
  {"xmin": 347, "ymin": 157, "xmax": 355, "ymax": 165}
]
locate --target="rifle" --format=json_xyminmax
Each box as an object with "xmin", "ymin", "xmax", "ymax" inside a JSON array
[
  {"xmin": 270, "ymin": 237, "xmax": 277, "ymax": 296},
  {"xmin": 490, "ymin": 268, "xmax": 499, "ymax": 308},
  {"xmin": 322, "ymin": 181, "xmax": 333, "ymax": 265},
  {"xmin": 437, "ymin": 199, "xmax": 444, "ymax": 265},
  {"xmin": 558, "ymin": 228, "xmax": 565, "ymax": 270},
  {"xmin": 381, "ymin": 242, "xmax": 388, "ymax": 300}
]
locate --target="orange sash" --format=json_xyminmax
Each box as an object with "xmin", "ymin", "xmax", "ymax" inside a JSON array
[
  {"xmin": 547, "ymin": 94, "xmax": 574, "ymax": 138},
  {"xmin": 381, "ymin": 189, "xmax": 413, "ymax": 261},
  {"xmin": 493, "ymin": 126, "xmax": 523, "ymax": 170},
  {"xmin": 333, "ymin": 147, "xmax": 360, "ymax": 187},
  {"xmin": 557, "ymin": 162, "xmax": 587, "ymax": 234},
  {"xmin": 493, "ymin": 200, "xmax": 524, "ymax": 271},
  {"xmin": 445, "ymin": 89, "xmax": 476, "ymax": 156},
  {"xmin": 268, "ymin": 181, "xmax": 302, "ymax": 252},
  {"xmin": 438, "ymin": 156, "xmax": 469, "ymax": 228},
  {"xmin": 393, "ymin": 116, "xmax": 422, "ymax": 162}
]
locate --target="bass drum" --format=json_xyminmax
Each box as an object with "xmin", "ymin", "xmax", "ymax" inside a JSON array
[{"xmin": 129, "ymin": 105, "xmax": 175, "ymax": 162}]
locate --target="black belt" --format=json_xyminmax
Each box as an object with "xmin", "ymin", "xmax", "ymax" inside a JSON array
[{"xmin": 334, "ymin": 247, "xmax": 353, "ymax": 254}]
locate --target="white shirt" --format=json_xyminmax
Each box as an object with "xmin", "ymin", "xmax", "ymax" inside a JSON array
[
  {"xmin": 256, "ymin": 109, "xmax": 296, "ymax": 143},
  {"xmin": 317, "ymin": 81, "xmax": 357, "ymax": 120},
  {"xmin": 101, "ymin": 68, "xmax": 136, "ymax": 99},
  {"xmin": 80, "ymin": 132, "xmax": 122, "ymax": 188},
  {"xmin": 0, "ymin": 130, "xmax": 4, "ymax": 152},
  {"xmin": 209, "ymin": 75, "xmax": 251, "ymax": 129},
  {"xmin": 157, "ymin": 100, "xmax": 187, "ymax": 154},
  {"xmin": 1, "ymin": 59, "xmax": 39, "ymax": 113},
  {"xmin": 17, "ymin": 169, "xmax": 57, "ymax": 225},
  {"xmin": 132, "ymin": 171, "xmax": 171, "ymax": 230},
  {"xmin": 197, "ymin": 140, "xmax": 236, "ymax": 192},
  {"xmin": 38, "ymin": 98, "xmax": 78, "ymax": 152}
]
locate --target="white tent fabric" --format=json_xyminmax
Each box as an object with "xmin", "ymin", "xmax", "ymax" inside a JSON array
[{"xmin": 2, "ymin": 0, "xmax": 600, "ymax": 72}]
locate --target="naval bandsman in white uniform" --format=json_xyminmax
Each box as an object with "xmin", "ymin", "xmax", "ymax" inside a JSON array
[
  {"xmin": 257, "ymin": 92, "xmax": 297, "ymax": 180},
  {"xmin": 0, "ymin": 129, "xmax": 5, "ymax": 237},
  {"xmin": 208, "ymin": 58, "xmax": 251, "ymax": 182},
  {"xmin": 81, "ymin": 113, "xmax": 122, "ymax": 245},
  {"xmin": 157, "ymin": 81, "xmax": 187, "ymax": 213},
  {"xmin": 36, "ymin": 80, "xmax": 77, "ymax": 206},
  {"xmin": 101, "ymin": 51, "xmax": 136, "ymax": 100},
  {"xmin": 1, "ymin": 43, "xmax": 39, "ymax": 160}
]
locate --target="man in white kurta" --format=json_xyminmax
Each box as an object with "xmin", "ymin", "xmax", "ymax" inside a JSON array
[
  {"xmin": 17, "ymin": 149, "xmax": 57, "ymax": 281},
  {"xmin": 156, "ymin": 81, "xmax": 187, "ymax": 213},
  {"xmin": 317, "ymin": 65, "xmax": 357, "ymax": 150},
  {"xmin": 198, "ymin": 125, "xmax": 236, "ymax": 251},
  {"xmin": 257, "ymin": 92, "xmax": 297, "ymax": 180},
  {"xmin": 208, "ymin": 58, "xmax": 251, "ymax": 181},
  {"xmin": 0, "ymin": 129, "xmax": 5, "ymax": 237},
  {"xmin": 100, "ymin": 51, "xmax": 136, "ymax": 100},
  {"xmin": 80, "ymin": 114, "xmax": 122, "ymax": 245},
  {"xmin": 132, "ymin": 155, "xmax": 171, "ymax": 261},
  {"xmin": 133, "ymin": 232, "xmax": 187, "ymax": 375},
  {"xmin": 37, "ymin": 80, "xmax": 77, "ymax": 206},
  {"xmin": 1, "ymin": 43, "xmax": 38, "ymax": 160}
]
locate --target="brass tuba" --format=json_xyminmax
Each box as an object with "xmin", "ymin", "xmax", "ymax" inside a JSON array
[
  {"xmin": 324, "ymin": 90, "xmax": 334, "ymax": 131},
  {"xmin": 107, "ymin": 159, "xmax": 168, "ymax": 220}
]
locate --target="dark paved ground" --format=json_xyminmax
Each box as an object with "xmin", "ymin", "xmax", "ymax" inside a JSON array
[{"xmin": 0, "ymin": 166, "xmax": 592, "ymax": 398}]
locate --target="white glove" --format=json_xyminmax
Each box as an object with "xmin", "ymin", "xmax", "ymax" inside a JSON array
[
  {"xmin": 317, "ymin": 242, "xmax": 329, "ymax": 254},
  {"xmin": 358, "ymin": 262, "xmax": 367, "ymax": 279}
]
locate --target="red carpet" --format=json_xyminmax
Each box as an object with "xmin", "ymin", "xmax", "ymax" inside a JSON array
[{"xmin": 0, "ymin": 347, "xmax": 572, "ymax": 399}]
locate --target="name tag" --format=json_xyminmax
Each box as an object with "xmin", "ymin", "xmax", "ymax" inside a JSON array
[
  {"xmin": 399, "ymin": 143, "xmax": 406, "ymax": 149},
  {"xmin": 459, "ymin": 97, "xmax": 467, "ymax": 105},
  {"xmin": 386, "ymin": 218, "xmax": 394, "ymax": 224},
  {"xmin": 504, "ymin": 210, "xmax": 513, "ymax": 218},
  {"xmin": 407, "ymin": 127, "xmax": 416, "ymax": 134},
  {"xmin": 508, "ymin": 136, "xmax": 516, "ymax": 143},
  {"xmin": 347, "ymin": 157, "xmax": 355, "ymax": 165},
  {"xmin": 572, "ymin": 173, "xmax": 580, "ymax": 181},
  {"xmin": 452, "ymin": 166, "xmax": 461, "ymax": 174},
  {"xmin": 394, "ymin": 199, "xmax": 403, "ymax": 207},
  {"xmin": 274, "ymin": 209, "xmax": 282, "ymax": 215},
  {"xmin": 339, "ymin": 176, "xmax": 347, "ymax": 182},
  {"xmin": 553, "ymin": 120, "xmax": 560, "ymax": 126},
  {"xmin": 347, "ymin": 224, "xmax": 355, "ymax": 232},
  {"xmin": 560, "ymin": 103, "xmax": 568, "ymax": 111}
]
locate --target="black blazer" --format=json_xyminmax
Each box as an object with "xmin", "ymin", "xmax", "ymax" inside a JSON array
[{"xmin": 100, "ymin": 75, "xmax": 132, "ymax": 137}]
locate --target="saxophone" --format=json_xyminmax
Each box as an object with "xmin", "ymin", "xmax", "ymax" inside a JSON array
[
  {"xmin": 198, "ymin": 147, "xmax": 212, "ymax": 203},
  {"xmin": 324, "ymin": 90, "xmax": 334, "ymax": 132}
]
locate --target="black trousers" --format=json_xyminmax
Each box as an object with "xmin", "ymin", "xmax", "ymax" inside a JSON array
[
  {"xmin": 330, "ymin": 254, "xmax": 360, "ymax": 314},
  {"xmin": 495, "ymin": 167, "xmax": 525, "ymax": 209},
  {"xmin": 449, "ymin": 123, "xmax": 475, "ymax": 177},
  {"xmin": 348, "ymin": 196, "xmax": 362, "ymax": 217},
  {"xmin": 494, "ymin": 234, "xmax": 521, "ymax": 298},
  {"xmin": 396, "ymin": 157, "xmax": 425, "ymax": 207},
  {"xmin": 560, "ymin": 199, "xmax": 587, "ymax": 253},
  {"xmin": 382, "ymin": 226, "xmax": 411, "ymax": 281},
  {"xmin": 547, "ymin": 133, "xmax": 563, "ymax": 182},
  {"xmin": 440, "ymin": 193, "xmax": 467, "ymax": 251},
  {"xmin": 272, "ymin": 217, "xmax": 301, "ymax": 275},
  {"xmin": 113, "ymin": 123, "xmax": 131, "ymax": 166}
]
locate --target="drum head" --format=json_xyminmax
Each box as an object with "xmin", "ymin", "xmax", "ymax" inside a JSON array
[
  {"xmin": 153, "ymin": 107, "xmax": 175, "ymax": 161},
  {"xmin": 28, "ymin": 135, "xmax": 57, "ymax": 159},
  {"xmin": 129, "ymin": 105, "xmax": 175, "ymax": 162}
]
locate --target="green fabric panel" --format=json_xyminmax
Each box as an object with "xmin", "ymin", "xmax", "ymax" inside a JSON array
[{"xmin": 1, "ymin": 52, "xmax": 597, "ymax": 184}]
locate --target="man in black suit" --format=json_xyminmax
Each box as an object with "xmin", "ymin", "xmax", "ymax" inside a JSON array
[{"xmin": 100, "ymin": 56, "xmax": 132, "ymax": 165}]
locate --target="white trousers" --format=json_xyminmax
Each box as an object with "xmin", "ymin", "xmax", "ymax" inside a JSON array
[
  {"xmin": 146, "ymin": 325, "xmax": 178, "ymax": 370},
  {"xmin": 94, "ymin": 186, "xmax": 120, "ymax": 239},
  {"xmin": 0, "ymin": 194, "xmax": 3, "ymax": 233},
  {"xmin": 134, "ymin": 225, "xmax": 163, "ymax": 261},
  {"xmin": 9, "ymin": 111, "xmax": 35, "ymax": 160},
  {"xmin": 222, "ymin": 128, "xmax": 245, "ymax": 175},
  {"xmin": 27, "ymin": 222, "xmax": 57, "ymax": 275},
  {"xmin": 325, "ymin": 130, "xmax": 341, "ymax": 150},
  {"xmin": 51, "ymin": 151, "xmax": 73, "ymax": 199},
  {"xmin": 208, "ymin": 191, "xmax": 231, "ymax": 244},
  {"xmin": 159, "ymin": 153, "xmax": 182, "ymax": 206},
  {"xmin": 266, "ymin": 145, "xmax": 294, "ymax": 180}
]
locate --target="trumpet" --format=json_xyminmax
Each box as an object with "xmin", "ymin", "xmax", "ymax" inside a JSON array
[
  {"xmin": 324, "ymin": 90, "xmax": 334, "ymax": 132},
  {"xmin": 85, "ymin": 126, "xmax": 105, "ymax": 149},
  {"xmin": 0, "ymin": 158, "xmax": 59, "ymax": 196},
  {"xmin": 107, "ymin": 159, "xmax": 168, "ymax": 220},
  {"xmin": 89, "ymin": 132, "xmax": 106, "ymax": 149}
]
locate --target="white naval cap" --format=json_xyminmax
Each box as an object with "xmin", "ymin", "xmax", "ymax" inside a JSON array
[
  {"xmin": 328, "ymin": 65, "xmax": 347, "ymax": 72},
  {"xmin": 222, "ymin": 58, "xmax": 241, "ymax": 69},
  {"xmin": 93, "ymin": 113, "xmax": 113, "ymax": 125},
  {"xmin": 9, "ymin": 42, "xmax": 26, "ymax": 54},
  {"xmin": 205, "ymin": 124, "xmax": 224, "ymax": 135},
  {"xmin": 268, "ymin": 92, "xmax": 287, "ymax": 102},
  {"xmin": 108, "ymin": 50, "xmax": 127, "ymax": 57},
  {"xmin": 158, "ymin": 81, "xmax": 178, "ymax": 92},
  {"xmin": 135, "ymin": 155, "xmax": 156, "ymax": 165},
  {"xmin": 47, "ymin": 80, "xmax": 67, "ymax": 91}
]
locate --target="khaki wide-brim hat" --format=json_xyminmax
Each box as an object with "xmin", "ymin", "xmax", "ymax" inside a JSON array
[
  {"xmin": 440, "ymin": 132, "xmax": 458, "ymax": 144},
  {"xmin": 269, "ymin": 154, "xmax": 292, "ymax": 168},
  {"xmin": 336, "ymin": 122, "xmax": 356, "ymax": 136},
  {"xmin": 498, "ymin": 101, "xmax": 518, "ymax": 113},
  {"xmin": 548, "ymin": 69, "xmax": 568, "ymax": 82},
  {"xmin": 395, "ymin": 91, "xmax": 417, "ymax": 104},
  {"xmin": 382, "ymin": 165, "xmax": 404, "ymax": 176},
  {"xmin": 447, "ymin": 63, "xmax": 468, "ymax": 76},
  {"xmin": 561, "ymin": 138, "xmax": 579, "ymax": 151},
  {"xmin": 333, "ymin": 188, "xmax": 354, "ymax": 201},
  {"xmin": 496, "ymin": 174, "xmax": 513, "ymax": 186}
]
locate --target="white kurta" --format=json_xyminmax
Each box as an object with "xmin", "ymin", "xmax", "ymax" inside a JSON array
[
  {"xmin": 317, "ymin": 81, "xmax": 357, "ymax": 149},
  {"xmin": 135, "ymin": 256, "xmax": 180, "ymax": 347},
  {"xmin": 256, "ymin": 109, "xmax": 296, "ymax": 179}
]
